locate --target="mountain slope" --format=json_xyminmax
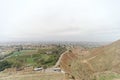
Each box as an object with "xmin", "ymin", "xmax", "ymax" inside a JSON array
[{"xmin": 59, "ymin": 40, "xmax": 120, "ymax": 80}]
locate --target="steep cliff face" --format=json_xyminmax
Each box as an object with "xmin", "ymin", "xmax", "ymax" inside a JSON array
[{"xmin": 59, "ymin": 40, "xmax": 120, "ymax": 80}]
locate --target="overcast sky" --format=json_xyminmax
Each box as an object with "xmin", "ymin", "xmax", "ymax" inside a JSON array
[{"xmin": 0, "ymin": 0, "xmax": 120, "ymax": 42}]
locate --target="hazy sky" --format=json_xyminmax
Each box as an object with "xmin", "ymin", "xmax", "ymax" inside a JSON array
[{"xmin": 0, "ymin": 0, "xmax": 120, "ymax": 42}]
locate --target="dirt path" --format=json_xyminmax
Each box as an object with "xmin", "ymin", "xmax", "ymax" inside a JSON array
[
  {"xmin": 0, "ymin": 72, "xmax": 64, "ymax": 80},
  {"xmin": 54, "ymin": 50, "xmax": 69, "ymax": 68}
]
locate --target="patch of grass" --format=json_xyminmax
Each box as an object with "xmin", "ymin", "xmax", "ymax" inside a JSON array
[
  {"xmin": 26, "ymin": 58, "xmax": 34, "ymax": 64},
  {"xmin": 5, "ymin": 46, "xmax": 66, "ymax": 69},
  {"xmin": 98, "ymin": 73, "xmax": 120, "ymax": 80},
  {"xmin": 11, "ymin": 51, "xmax": 21, "ymax": 56}
]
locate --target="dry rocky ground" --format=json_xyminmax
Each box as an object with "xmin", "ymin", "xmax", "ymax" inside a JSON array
[
  {"xmin": 0, "ymin": 70, "xmax": 65, "ymax": 80},
  {"xmin": 59, "ymin": 40, "xmax": 120, "ymax": 80}
]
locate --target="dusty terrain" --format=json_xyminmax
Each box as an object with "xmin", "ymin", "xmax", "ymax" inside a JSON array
[
  {"xmin": 59, "ymin": 40, "xmax": 120, "ymax": 80},
  {"xmin": 0, "ymin": 70, "xmax": 64, "ymax": 80}
]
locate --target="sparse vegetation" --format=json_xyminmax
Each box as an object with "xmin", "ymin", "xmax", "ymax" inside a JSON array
[{"xmin": 59, "ymin": 40, "xmax": 120, "ymax": 80}]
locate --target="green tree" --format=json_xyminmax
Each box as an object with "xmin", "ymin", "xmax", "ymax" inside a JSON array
[{"xmin": 0, "ymin": 61, "xmax": 12, "ymax": 71}]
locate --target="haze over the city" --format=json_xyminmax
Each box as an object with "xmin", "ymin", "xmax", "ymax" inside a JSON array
[{"xmin": 0, "ymin": 0, "xmax": 120, "ymax": 42}]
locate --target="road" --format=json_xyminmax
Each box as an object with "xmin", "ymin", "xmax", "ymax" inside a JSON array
[{"xmin": 54, "ymin": 48, "xmax": 69, "ymax": 68}]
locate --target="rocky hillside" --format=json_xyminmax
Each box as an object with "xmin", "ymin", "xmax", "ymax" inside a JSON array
[{"xmin": 59, "ymin": 40, "xmax": 120, "ymax": 80}]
